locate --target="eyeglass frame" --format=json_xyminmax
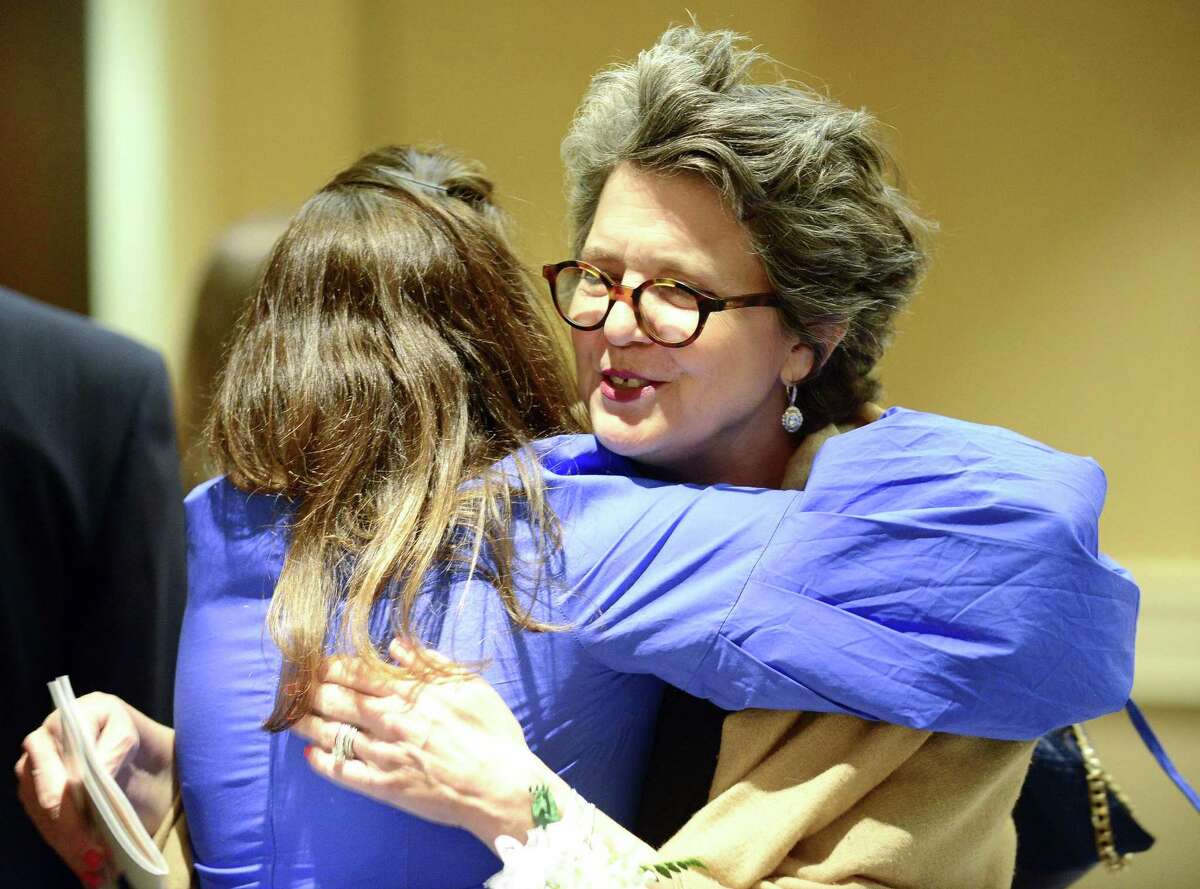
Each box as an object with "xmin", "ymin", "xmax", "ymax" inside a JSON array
[{"xmin": 541, "ymin": 259, "xmax": 781, "ymax": 348}]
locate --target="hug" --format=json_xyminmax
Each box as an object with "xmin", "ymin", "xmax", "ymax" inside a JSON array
[{"xmin": 20, "ymin": 22, "xmax": 1183, "ymax": 889}]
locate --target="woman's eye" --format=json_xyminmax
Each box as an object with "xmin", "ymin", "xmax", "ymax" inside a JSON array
[
  {"xmin": 580, "ymin": 273, "xmax": 609, "ymax": 295},
  {"xmin": 663, "ymin": 286, "xmax": 697, "ymax": 308}
]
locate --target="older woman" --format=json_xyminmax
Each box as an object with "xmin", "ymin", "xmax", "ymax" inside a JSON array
[
  {"xmin": 293, "ymin": 25, "xmax": 1139, "ymax": 889},
  {"xmin": 17, "ymin": 39, "xmax": 1134, "ymax": 889}
]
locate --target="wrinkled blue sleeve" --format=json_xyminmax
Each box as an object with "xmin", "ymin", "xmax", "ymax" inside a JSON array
[{"xmin": 558, "ymin": 409, "xmax": 1138, "ymax": 740}]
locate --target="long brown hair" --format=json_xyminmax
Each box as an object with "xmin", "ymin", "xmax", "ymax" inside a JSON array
[{"xmin": 208, "ymin": 146, "xmax": 581, "ymax": 730}]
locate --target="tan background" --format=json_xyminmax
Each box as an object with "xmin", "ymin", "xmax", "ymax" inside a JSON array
[{"xmin": 80, "ymin": 1, "xmax": 1197, "ymax": 883}]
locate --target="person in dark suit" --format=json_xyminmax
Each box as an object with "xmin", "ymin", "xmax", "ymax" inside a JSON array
[{"xmin": 1, "ymin": 287, "xmax": 186, "ymax": 887}]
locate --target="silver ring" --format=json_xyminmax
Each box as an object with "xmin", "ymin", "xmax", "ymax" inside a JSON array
[{"xmin": 332, "ymin": 722, "xmax": 360, "ymax": 765}]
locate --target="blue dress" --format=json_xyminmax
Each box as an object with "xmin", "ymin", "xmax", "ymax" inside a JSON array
[{"xmin": 175, "ymin": 408, "xmax": 1137, "ymax": 888}]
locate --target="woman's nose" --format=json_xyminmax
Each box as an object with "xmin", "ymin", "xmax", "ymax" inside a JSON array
[{"xmin": 604, "ymin": 283, "xmax": 653, "ymax": 347}]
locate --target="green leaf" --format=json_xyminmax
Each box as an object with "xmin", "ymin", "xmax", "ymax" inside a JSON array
[
  {"xmin": 642, "ymin": 857, "xmax": 707, "ymax": 878},
  {"xmin": 529, "ymin": 783, "xmax": 562, "ymax": 828}
]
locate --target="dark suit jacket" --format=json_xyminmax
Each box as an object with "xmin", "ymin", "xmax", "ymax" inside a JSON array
[{"xmin": 0, "ymin": 288, "xmax": 187, "ymax": 885}]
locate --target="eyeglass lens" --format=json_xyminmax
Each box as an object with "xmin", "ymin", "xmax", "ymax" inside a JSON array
[{"xmin": 554, "ymin": 265, "xmax": 700, "ymax": 345}]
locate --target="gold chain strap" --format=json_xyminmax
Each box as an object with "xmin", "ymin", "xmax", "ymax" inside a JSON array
[{"xmin": 1070, "ymin": 723, "xmax": 1136, "ymax": 871}]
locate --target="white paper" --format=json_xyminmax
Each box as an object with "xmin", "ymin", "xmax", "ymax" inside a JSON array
[{"xmin": 48, "ymin": 676, "xmax": 169, "ymax": 889}]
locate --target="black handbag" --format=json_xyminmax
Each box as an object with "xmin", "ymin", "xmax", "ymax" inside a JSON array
[{"xmin": 1011, "ymin": 723, "xmax": 1154, "ymax": 889}]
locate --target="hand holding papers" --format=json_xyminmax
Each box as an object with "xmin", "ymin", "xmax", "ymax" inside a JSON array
[{"xmin": 47, "ymin": 676, "xmax": 169, "ymax": 889}]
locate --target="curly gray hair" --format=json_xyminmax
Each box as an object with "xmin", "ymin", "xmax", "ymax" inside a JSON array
[{"xmin": 562, "ymin": 24, "xmax": 932, "ymax": 427}]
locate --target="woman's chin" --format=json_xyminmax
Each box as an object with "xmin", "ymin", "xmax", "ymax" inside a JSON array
[
  {"xmin": 593, "ymin": 428, "xmax": 644, "ymax": 458},
  {"xmin": 587, "ymin": 392, "xmax": 680, "ymax": 463},
  {"xmin": 591, "ymin": 416, "xmax": 659, "ymax": 461}
]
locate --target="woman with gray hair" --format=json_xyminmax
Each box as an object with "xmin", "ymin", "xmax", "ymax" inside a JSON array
[
  {"xmin": 293, "ymin": 24, "xmax": 1137, "ymax": 889},
  {"xmin": 560, "ymin": 24, "xmax": 926, "ymax": 442}
]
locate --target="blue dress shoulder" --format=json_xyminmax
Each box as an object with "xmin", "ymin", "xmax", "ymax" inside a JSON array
[{"xmin": 175, "ymin": 408, "xmax": 1137, "ymax": 888}]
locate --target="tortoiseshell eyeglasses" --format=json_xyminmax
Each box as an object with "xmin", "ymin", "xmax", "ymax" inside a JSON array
[{"xmin": 542, "ymin": 259, "xmax": 780, "ymax": 348}]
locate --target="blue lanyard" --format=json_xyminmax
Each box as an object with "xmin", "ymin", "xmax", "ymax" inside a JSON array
[{"xmin": 1126, "ymin": 699, "xmax": 1200, "ymax": 813}]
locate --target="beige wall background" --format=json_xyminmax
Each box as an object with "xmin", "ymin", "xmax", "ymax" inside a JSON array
[{"xmin": 87, "ymin": 2, "xmax": 1197, "ymax": 880}]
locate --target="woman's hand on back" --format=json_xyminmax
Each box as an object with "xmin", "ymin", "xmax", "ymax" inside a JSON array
[
  {"xmin": 296, "ymin": 639, "xmax": 550, "ymax": 849},
  {"xmin": 14, "ymin": 692, "xmax": 176, "ymax": 888}
]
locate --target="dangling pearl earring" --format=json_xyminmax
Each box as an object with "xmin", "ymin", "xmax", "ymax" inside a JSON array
[{"xmin": 781, "ymin": 384, "xmax": 804, "ymax": 434}]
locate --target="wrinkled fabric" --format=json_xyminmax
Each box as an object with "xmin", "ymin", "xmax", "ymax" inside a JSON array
[
  {"xmin": 175, "ymin": 407, "xmax": 1136, "ymax": 889},
  {"xmin": 673, "ymin": 408, "xmax": 1138, "ymax": 738}
]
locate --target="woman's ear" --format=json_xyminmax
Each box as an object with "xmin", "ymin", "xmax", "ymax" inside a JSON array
[
  {"xmin": 781, "ymin": 322, "xmax": 848, "ymax": 385},
  {"xmin": 781, "ymin": 343, "xmax": 815, "ymax": 386}
]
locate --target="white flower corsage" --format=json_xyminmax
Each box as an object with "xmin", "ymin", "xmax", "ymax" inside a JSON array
[{"xmin": 485, "ymin": 784, "xmax": 704, "ymax": 889}]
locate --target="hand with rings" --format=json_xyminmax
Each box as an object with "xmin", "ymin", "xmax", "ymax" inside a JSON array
[
  {"xmin": 331, "ymin": 722, "xmax": 360, "ymax": 765},
  {"xmin": 294, "ymin": 637, "xmax": 551, "ymax": 847}
]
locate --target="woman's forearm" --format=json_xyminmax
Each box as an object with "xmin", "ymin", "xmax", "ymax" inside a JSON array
[
  {"xmin": 467, "ymin": 750, "xmax": 653, "ymax": 860},
  {"xmin": 466, "ymin": 751, "xmax": 738, "ymax": 888}
]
